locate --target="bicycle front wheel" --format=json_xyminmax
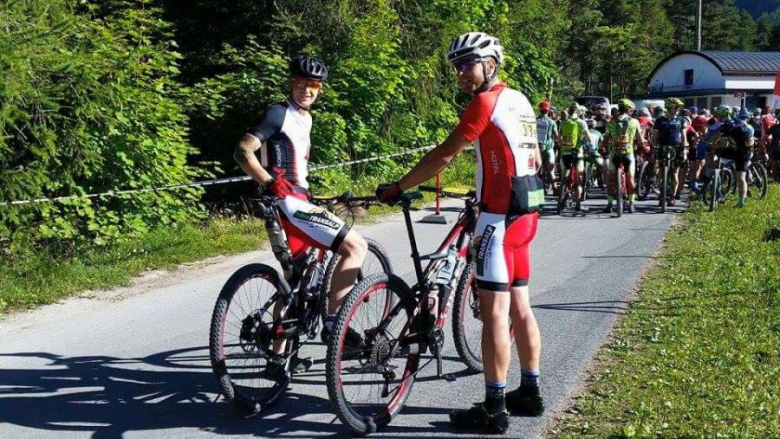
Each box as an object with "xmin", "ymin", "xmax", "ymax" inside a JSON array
[
  {"xmin": 326, "ymin": 273, "xmax": 418, "ymax": 435},
  {"xmin": 320, "ymin": 237, "xmax": 394, "ymax": 319},
  {"xmin": 209, "ymin": 264, "xmax": 291, "ymax": 414},
  {"xmin": 748, "ymin": 162, "xmax": 768, "ymax": 199}
]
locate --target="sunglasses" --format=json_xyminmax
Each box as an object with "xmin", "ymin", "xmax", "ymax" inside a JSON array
[
  {"xmin": 453, "ymin": 58, "xmax": 481, "ymax": 73},
  {"xmin": 293, "ymin": 79, "xmax": 323, "ymax": 91}
]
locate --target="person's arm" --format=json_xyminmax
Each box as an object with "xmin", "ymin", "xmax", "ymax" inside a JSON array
[
  {"xmin": 234, "ymin": 134, "xmax": 274, "ymax": 185},
  {"xmin": 397, "ymin": 130, "xmax": 471, "ymax": 191},
  {"xmin": 634, "ymin": 122, "xmax": 645, "ymax": 149},
  {"xmin": 234, "ymin": 104, "xmax": 286, "ymax": 186}
]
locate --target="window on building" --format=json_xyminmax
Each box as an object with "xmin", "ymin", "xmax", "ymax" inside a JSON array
[
  {"xmin": 696, "ymin": 97, "xmax": 708, "ymax": 109},
  {"xmin": 684, "ymin": 69, "xmax": 694, "ymax": 86},
  {"xmin": 683, "ymin": 98, "xmax": 695, "ymax": 108},
  {"xmin": 711, "ymin": 97, "xmax": 722, "ymax": 108}
]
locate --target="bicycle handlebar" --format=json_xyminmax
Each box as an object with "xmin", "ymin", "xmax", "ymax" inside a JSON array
[{"xmin": 418, "ymin": 185, "xmax": 476, "ymax": 199}]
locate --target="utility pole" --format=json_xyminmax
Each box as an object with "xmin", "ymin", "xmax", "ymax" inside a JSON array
[{"xmin": 696, "ymin": 0, "xmax": 702, "ymax": 50}]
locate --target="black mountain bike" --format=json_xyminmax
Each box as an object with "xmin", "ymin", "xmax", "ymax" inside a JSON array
[
  {"xmin": 325, "ymin": 189, "xmax": 509, "ymax": 434},
  {"xmin": 209, "ymin": 193, "xmax": 392, "ymax": 415}
]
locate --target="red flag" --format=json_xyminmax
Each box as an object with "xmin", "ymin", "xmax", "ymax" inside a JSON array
[{"xmin": 774, "ymin": 73, "xmax": 780, "ymax": 96}]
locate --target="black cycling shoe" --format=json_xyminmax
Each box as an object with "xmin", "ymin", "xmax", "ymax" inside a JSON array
[
  {"xmin": 291, "ymin": 356, "xmax": 313, "ymax": 374},
  {"xmin": 506, "ymin": 386, "xmax": 545, "ymax": 416},
  {"xmin": 261, "ymin": 354, "xmax": 288, "ymax": 381},
  {"xmin": 321, "ymin": 325, "xmax": 365, "ymax": 360},
  {"xmin": 602, "ymin": 205, "xmax": 613, "ymax": 214},
  {"xmin": 449, "ymin": 403, "xmax": 509, "ymax": 435},
  {"xmin": 628, "ymin": 203, "xmax": 637, "ymax": 214}
]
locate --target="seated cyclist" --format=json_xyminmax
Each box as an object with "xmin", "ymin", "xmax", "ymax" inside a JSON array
[
  {"xmin": 233, "ymin": 55, "xmax": 368, "ymax": 377},
  {"xmin": 558, "ymin": 103, "xmax": 589, "ymax": 211},
  {"xmin": 537, "ymin": 100, "xmax": 559, "ymax": 194},
  {"xmin": 602, "ymin": 99, "xmax": 645, "ymax": 214}
]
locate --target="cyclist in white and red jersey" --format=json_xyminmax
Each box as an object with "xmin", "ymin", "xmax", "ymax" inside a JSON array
[
  {"xmin": 377, "ymin": 32, "xmax": 544, "ymax": 434},
  {"xmin": 234, "ymin": 56, "xmax": 368, "ymax": 377}
]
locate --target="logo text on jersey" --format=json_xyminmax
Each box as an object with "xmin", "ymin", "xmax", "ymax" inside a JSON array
[{"xmin": 293, "ymin": 209, "xmax": 341, "ymax": 230}]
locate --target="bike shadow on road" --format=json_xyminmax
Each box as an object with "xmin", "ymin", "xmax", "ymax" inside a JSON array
[{"xmin": 0, "ymin": 348, "xmax": 476, "ymax": 438}]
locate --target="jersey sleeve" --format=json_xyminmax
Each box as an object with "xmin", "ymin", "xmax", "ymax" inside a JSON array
[
  {"xmin": 455, "ymin": 94, "xmax": 495, "ymax": 142},
  {"xmin": 249, "ymin": 104, "xmax": 286, "ymax": 143}
]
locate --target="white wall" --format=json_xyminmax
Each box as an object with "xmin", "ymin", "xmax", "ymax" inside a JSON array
[
  {"xmin": 724, "ymin": 76, "xmax": 775, "ymax": 90},
  {"xmin": 649, "ymin": 54, "xmax": 724, "ymax": 92}
]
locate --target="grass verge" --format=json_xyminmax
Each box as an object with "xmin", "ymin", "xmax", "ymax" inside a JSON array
[
  {"xmin": 0, "ymin": 153, "xmax": 475, "ymax": 314},
  {"xmin": 553, "ymin": 185, "xmax": 780, "ymax": 437}
]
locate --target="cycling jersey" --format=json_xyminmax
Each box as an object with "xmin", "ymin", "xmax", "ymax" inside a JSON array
[
  {"xmin": 586, "ymin": 129, "xmax": 602, "ymax": 156},
  {"xmin": 605, "ymin": 115, "xmax": 641, "ymax": 156},
  {"xmin": 719, "ymin": 121, "xmax": 754, "ymax": 172},
  {"xmin": 692, "ymin": 115, "xmax": 709, "ymax": 133},
  {"xmin": 250, "ymin": 100, "xmax": 312, "ymax": 188},
  {"xmin": 762, "ymin": 114, "xmax": 777, "ymax": 139},
  {"xmin": 455, "ymin": 83, "xmax": 542, "ymax": 215},
  {"xmin": 559, "ymin": 117, "xmax": 588, "ymax": 156},
  {"xmin": 654, "ymin": 115, "xmax": 687, "ymax": 147},
  {"xmin": 250, "ymin": 100, "xmax": 349, "ymax": 256},
  {"xmin": 455, "ymin": 83, "xmax": 541, "ymax": 291},
  {"xmin": 536, "ymin": 114, "xmax": 557, "ymax": 151}
]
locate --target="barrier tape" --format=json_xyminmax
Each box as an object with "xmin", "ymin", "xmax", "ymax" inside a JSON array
[{"xmin": 1, "ymin": 144, "xmax": 438, "ymax": 207}]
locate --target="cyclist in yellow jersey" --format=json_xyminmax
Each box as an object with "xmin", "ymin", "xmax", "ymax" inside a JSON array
[{"xmin": 602, "ymin": 99, "xmax": 645, "ymax": 214}]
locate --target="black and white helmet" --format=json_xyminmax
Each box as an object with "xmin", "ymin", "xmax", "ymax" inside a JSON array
[
  {"xmin": 289, "ymin": 55, "xmax": 328, "ymax": 81},
  {"xmin": 447, "ymin": 32, "xmax": 504, "ymax": 64}
]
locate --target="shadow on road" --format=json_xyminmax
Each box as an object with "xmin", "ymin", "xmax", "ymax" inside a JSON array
[
  {"xmin": 0, "ymin": 348, "xmax": 479, "ymax": 437},
  {"xmin": 533, "ymin": 300, "xmax": 630, "ymax": 315}
]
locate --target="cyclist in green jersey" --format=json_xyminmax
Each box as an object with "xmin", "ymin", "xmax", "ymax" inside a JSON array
[
  {"xmin": 537, "ymin": 100, "xmax": 559, "ymax": 194},
  {"xmin": 585, "ymin": 118, "xmax": 606, "ymax": 189},
  {"xmin": 602, "ymin": 99, "xmax": 645, "ymax": 214},
  {"xmin": 558, "ymin": 103, "xmax": 589, "ymax": 211}
]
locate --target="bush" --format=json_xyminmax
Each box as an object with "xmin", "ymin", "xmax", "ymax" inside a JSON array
[{"xmin": 0, "ymin": 1, "xmax": 203, "ymax": 246}]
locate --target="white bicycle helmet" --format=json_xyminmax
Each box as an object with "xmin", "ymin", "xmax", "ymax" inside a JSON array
[{"xmin": 447, "ymin": 32, "xmax": 504, "ymax": 64}]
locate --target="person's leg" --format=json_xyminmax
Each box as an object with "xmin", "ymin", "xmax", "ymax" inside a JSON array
[
  {"xmin": 575, "ymin": 157, "xmax": 584, "ymax": 204},
  {"xmin": 328, "ymin": 231, "xmax": 367, "ymax": 314},
  {"xmin": 451, "ymin": 212, "xmax": 512, "ymax": 433}
]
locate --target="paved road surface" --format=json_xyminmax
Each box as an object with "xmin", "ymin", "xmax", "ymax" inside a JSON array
[{"xmin": 0, "ymin": 190, "xmax": 679, "ymax": 438}]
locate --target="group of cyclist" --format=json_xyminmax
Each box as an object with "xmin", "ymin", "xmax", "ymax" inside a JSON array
[
  {"xmin": 230, "ymin": 26, "xmax": 778, "ymax": 434},
  {"xmin": 536, "ymin": 95, "xmax": 780, "ymax": 212},
  {"xmin": 236, "ymin": 32, "xmax": 545, "ymax": 435}
]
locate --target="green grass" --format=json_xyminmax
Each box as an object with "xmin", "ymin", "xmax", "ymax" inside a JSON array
[
  {"xmin": 553, "ymin": 186, "xmax": 780, "ymax": 438},
  {"xmin": 0, "ymin": 153, "xmax": 476, "ymax": 314}
]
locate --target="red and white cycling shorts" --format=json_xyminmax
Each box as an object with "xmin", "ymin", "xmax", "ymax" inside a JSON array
[
  {"xmin": 277, "ymin": 193, "xmax": 349, "ymax": 258},
  {"xmin": 473, "ymin": 211, "xmax": 539, "ymax": 292}
]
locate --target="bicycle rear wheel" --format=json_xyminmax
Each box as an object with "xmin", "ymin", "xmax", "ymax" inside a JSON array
[
  {"xmin": 209, "ymin": 264, "xmax": 291, "ymax": 414},
  {"xmin": 748, "ymin": 162, "xmax": 768, "ymax": 199},
  {"xmin": 326, "ymin": 273, "xmax": 417, "ymax": 435},
  {"xmin": 452, "ymin": 263, "xmax": 483, "ymax": 372},
  {"xmin": 636, "ymin": 160, "xmax": 653, "ymax": 201}
]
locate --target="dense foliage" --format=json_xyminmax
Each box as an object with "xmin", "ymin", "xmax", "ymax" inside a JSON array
[{"xmin": 1, "ymin": 0, "xmax": 778, "ymax": 247}]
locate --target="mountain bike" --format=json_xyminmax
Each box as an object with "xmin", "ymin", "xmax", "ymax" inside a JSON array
[
  {"xmin": 325, "ymin": 189, "xmax": 497, "ymax": 434},
  {"xmin": 557, "ymin": 154, "xmax": 581, "ymax": 214},
  {"xmin": 636, "ymin": 146, "xmax": 660, "ymax": 201},
  {"xmin": 657, "ymin": 144, "xmax": 678, "ymax": 213},
  {"xmin": 209, "ymin": 193, "xmax": 392, "ymax": 415},
  {"xmin": 611, "ymin": 152, "xmax": 631, "ymax": 217}
]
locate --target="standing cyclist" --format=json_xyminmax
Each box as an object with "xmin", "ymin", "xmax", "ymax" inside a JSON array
[
  {"xmin": 558, "ymin": 103, "xmax": 590, "ymax": 211},
  {"xmin": 537, "ymin": 100, "xmax": 559, "ymax": 194},
  {"xmin": 376, "ymin": 32, "xmax": 545, "ymax": 435},
  {"xmin": 602, "ymin": 99, "xmax": 645, "ymax": 213},
  {"xmin": 234, "ymin": 56, "xmax": 368, "ymax": 377},
  {"xmin": 653, "ymin": 97, "xmax": 688, "ymax": 207}
]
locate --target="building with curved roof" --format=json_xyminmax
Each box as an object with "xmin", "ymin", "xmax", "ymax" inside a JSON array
[{"xmin": 646, "ymin": 51, "xmax": 780, "ymax": 110}]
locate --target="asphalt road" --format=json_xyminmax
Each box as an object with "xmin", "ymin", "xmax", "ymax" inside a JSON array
[{"xmin": 0, "ymin": 188, "xmax": 679, "ymax": 438}]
